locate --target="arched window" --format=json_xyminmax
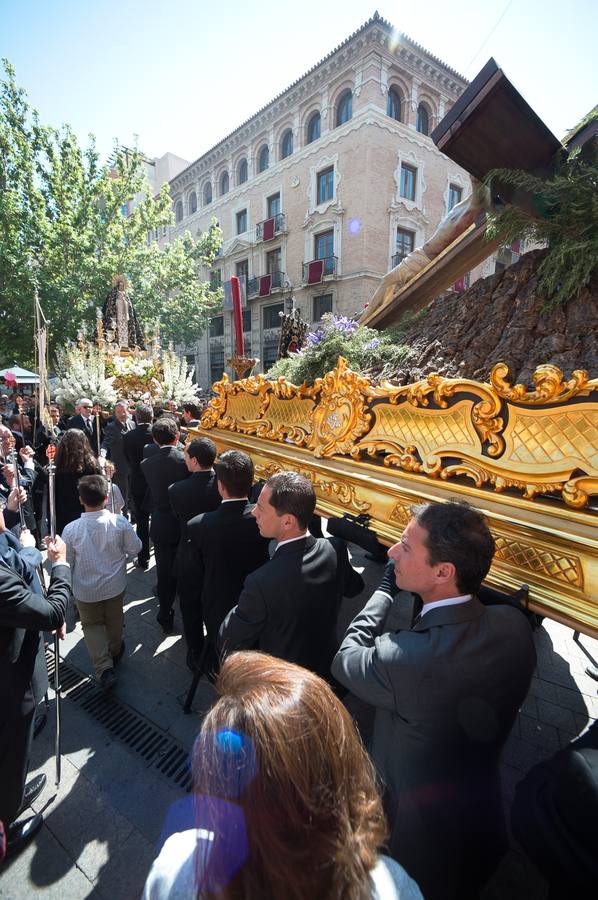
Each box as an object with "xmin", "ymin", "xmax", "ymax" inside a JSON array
[
  {"xmin": 336, "ymin": 90, "xmax": 352, "ymax": 126},
  {"xmin": 220, "ymin": 171, "xmax": 229, "ymax": 196},
  {"xmin": 189, "ymin": 192, "xmax": 197, "ymax": 214},
  {"xmin": 237, "ymin": 158, "xmax": 248, "ymax": 184},
  {"xmin": 387, "ymin": 88, "xmax": 401, "ymax": 122},
  {"xmin": 416, "ymin": 104, "xmax": 429, "ymax": 136},
  {"xmin": 258, "ymin": 145, "xmax": 269, "ymax": 173},
  {"xmin": 203, "ymin": 182, "xmax": 212, "ymax": 205},
  {"xmin": 175, "ymin": 199, "xmax": 183, "ymax": 223},
  {"xmin": 280, "ymin": 129, "xmax": 293, "ymax": 159},
  {"xmin": 307, "ymin": 112, "xmax": 321, "ymax": 144}
]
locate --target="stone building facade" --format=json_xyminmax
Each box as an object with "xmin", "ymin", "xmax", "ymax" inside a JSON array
[{"xmin": 159, "ymin": 13, "xmax": 492, "ymax": 391}]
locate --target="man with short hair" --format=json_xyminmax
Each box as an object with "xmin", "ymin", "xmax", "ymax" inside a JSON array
[
  {"xmin": 62, "ymin": 475, "xmax": 141, "ymax": 690},
  {"xmin": 67, "ymin": 398, "xmax": 95, "ymax": 442},
  {"xmin": 181, "ymin": 402, "xmax": 201, "ymax": 429},
  {"xmin": 169, "ymin": 438, "xmax": 221, "ymax": 668},
  {"xmin": 331, "ymin": 500, "xmax": 537, "ymax": 900},
  {"xmin": 100, "ymin": 401, "xmax": 135, "ymax": 515},
  {"xmin": 141, "ymin": 417, "xmax": 189, "ymax": 633},
  {"xmin": 187, "ymin": 450, "xmax": 269, "ymax": 662},
  {"xmin": 122, "ymin": 403, "xmax": 154, "ymax": 569},
  {"xmin": 218, "ymin": 471, "xmax": 362, "ymax": 682}
]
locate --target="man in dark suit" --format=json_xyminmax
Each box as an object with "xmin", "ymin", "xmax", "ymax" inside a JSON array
[
  {"xmin": 0, "ymin": 533, "xmax": 70, "ymax": 858},
  {"xmin": 187, "ymin": 450, "xmax": 269, "ymax": 665},
  {"xmin": 331, "ymin": 501, "xmax": 537, "ymax": 900},
  {"xmin": 169, "ymin": 437, "xmax": 220, "ymax": 669},
  {"xmin": 66, "ymin": 398, "xmax": 96, "ymax": 446},
  {"xmin": 100, "ymin": 401, "xmax": 135, "ymax": 515},
  {"xmin": 141, "ymin": 417, "xmax": 189, "ymax": 633},
  {"xmin": 122, "ymin": 403, "xmax": 153, "ymax": 569},
  {"xmin": 218, "ymin": 471, "xmax": 362, "ymax": 682}
]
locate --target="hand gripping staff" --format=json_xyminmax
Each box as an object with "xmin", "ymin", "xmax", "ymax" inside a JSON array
[{"xmin": 46, "ymin": 442, "xmax": 62, "ymax": 788}]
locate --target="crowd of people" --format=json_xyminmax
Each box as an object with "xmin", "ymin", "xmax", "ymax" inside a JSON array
[{"xmin": 2, "ymin": 390, "xmax": 593, "ymax": 897}]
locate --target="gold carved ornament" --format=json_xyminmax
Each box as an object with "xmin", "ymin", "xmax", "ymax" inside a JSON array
[
  {"xmin": 308, "ymin": 357, "xmax": 372, "ymax": 458},
  {"xmin": 354, "ymin": 372, "xmax": 504, "ymax": 482}
]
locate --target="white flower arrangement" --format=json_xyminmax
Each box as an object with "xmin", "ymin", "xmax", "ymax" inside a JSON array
[
  {"xmin": 54, "ymin": 343, "xmax": 118, "ymax": 408},
  {"xmin": 112, "ymin": 355, "xmax": 156, "ymax": 377},
  {"xmin": 155, "ymin": 350, "xmax": 201, "ymax": 405}
]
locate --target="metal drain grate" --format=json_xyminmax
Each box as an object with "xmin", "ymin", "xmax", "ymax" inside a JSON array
[{"xmin": 45, "ymin": 649, "xmax": 192, "ymax": 790}]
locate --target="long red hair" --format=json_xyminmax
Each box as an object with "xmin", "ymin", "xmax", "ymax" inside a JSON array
[{"xmin": 192, "ymin": 651, "xmax": 387, "ymax": 900}]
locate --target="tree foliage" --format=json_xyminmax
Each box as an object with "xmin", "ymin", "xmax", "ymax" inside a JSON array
[
  {"xmin": 486, "ymin": 117, "xmax": 598, "ymax": 308},
  {"xmin": 0, "ymin": 59, "xmax": 222, "ymax": 366}
]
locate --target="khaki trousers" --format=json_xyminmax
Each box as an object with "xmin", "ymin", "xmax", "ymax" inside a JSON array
[{"xmin": 77, "ymin": 593, "xmax": 124, "ymax": 676}]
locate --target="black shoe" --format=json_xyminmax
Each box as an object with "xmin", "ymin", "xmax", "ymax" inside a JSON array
[
  {"xmin": 156, "ymin": 612, "xmax": 174, "ymax": 635},
  {"xmin": 15, "ymin": 774, "xmax": 47, "ymax": 818},
  {"xmin": 33, "ymin": 712, "xmax": 47, "ymax": 739},
  {"xmin": 112, "ymin": 640, "xmax": 126, "ymax": 665},
  {"xmin": 100, "ymin": 668, "xmax": 117, "ymax": 691},
  {"xmin": 135, "ymin": 557, "xmax": 149, "ymax": 571},
  {"xmin": 5, "ymin": 813, "xmax": 43, "ymax": 859}
]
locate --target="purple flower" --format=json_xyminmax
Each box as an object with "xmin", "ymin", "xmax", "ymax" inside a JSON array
[
  {"xmin": 366, "ymin": 338, "xmax": 381, "ymax": 350},
  {"xmin": 307, "ymin": 330, "xmax": 323, "ymax": 345},
  {"xmin": 327, "ymin": 314, "xmax": 358, "ymax": 336}
]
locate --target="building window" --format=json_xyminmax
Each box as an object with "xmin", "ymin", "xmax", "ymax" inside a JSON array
[
  {"xmin": 280, "ymin": 129, "xmax": 293, "ymax": 159},
  {"xmin": 267, "ymin": 247, "xmax": 281, "ymax": 275},
  {"xmin": 307, "ymin": 111, "xmax": 321, "ymax": 144},
  {"xmin": 317, "ymin": 167, "xmax": 334, "ymax": 204},
  {"xmin": 242, "ymin": 309, "xmax": 251, "ymax": 332},
  {"xmin": 313, "ymin": 294, "xmax": 333, "ymax": 322},
  {"xmin": 209, "ymin": 270, "xmax": 222, "ymax": 291},
  {"xmin": 236, "ymin": 259, "xmax": 249, "ymax": 291},
  {"xmin": 209, "ymin": 349, "xmax": 224, "ymax": 384},
  {"xmin": 336, "ymin": 90, "xmax": 352, "ymax": 126},
  {"xmin": 258, "ymin": 145, "xmax": 269, "ymax": 173},
  {"xmin": 236, "ymin": 209, "xmax": 247, "ymax": 234},
  {"xmin": 400, "ymin": 164, "xmax": 417, "ymax": 201},
  {"xmin": 448, "ymin": 183, "xmax": 462, "ymax": 211},
  {"xmin": 238, "ymin": 158, "xmax": 248, "ymax": 184},
  {"xmin": 209, "ymin": 315, "xmax": 224, "ymax": 337},
  {"xmin": 267, "ymin": 193, "xmax": 280, "ymax": 218},
  {"xmin": 220, "ymin": 172, "xmax": 229, "ymax": 196},
  {"xmin": 175, "ymin": 200, "xmax": 183, "ymax": 223},
  {"xmin": 387, "ymin": 88, "xmax": 401, "ymax": 121},
  {"xmin": 315, "ymin": 229, "xmax": 334, "ymax": 275},
  {"xmin": 262, "ymin": 303, "xmax": 284, "ymax": 330},
  {"xmin": 203, "ymin": 182, "xmax": 212, "ymax": 205},
  {"xmin": 189, "ymin": 192, "xmax": 197, "ymax": 214},
  {"xmin": 395, "ymin": 227, "xmax": 415, "ymax": 262},
  {"xmin": 416, "ymin": 104, "xmax": 429, "ymax": 135}
]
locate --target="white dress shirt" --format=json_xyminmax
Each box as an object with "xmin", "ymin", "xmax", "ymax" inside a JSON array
[{"xmin": 62, "ymin": 509, "xmax": 141, "ymax": 602}]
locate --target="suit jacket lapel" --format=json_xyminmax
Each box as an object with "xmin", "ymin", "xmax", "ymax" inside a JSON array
[{"xmin": 411, "ymin": 597, "xmax": 484, "ymax": 631}]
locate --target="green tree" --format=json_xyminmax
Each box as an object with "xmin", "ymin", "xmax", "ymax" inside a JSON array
[{"xmin": 0, "ymin": 60, "xmax": 222, "ymax": 366}]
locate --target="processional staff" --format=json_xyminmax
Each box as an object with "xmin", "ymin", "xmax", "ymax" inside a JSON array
[
  {"xmin": 7, "ymin": 436, "xmax": 26, "ymax": 530},
  {"xmin": 45, "ymin": 443, "xmax": 62, "ymax": 788}
]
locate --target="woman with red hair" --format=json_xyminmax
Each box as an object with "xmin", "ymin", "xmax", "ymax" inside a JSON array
[{"xmin": 144, "ymin": 651, "xmax": 422, "ymax": 899}]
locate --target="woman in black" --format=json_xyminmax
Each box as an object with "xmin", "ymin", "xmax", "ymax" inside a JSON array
[{"xmin": 53, "ymin": 429, "xmax": 102, "ymax": 535}]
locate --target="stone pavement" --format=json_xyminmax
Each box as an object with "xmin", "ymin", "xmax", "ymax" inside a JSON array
[{"xmin": 0, "ymin": 541, "xmax": 597, "ymax": 899}]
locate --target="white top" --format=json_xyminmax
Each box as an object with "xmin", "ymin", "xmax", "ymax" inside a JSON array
[
  {"xmin": 62, "ymin": 509, "xmax": 141, "ymax": 602},
  {"xmin": 420, "ymin": 594, "xmax": 472, "ymax": 617},
  {"xmin": 142, "ymin": 829, "xmax": 423, "ymax": 900}
]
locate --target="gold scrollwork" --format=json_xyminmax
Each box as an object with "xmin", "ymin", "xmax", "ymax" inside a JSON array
[
  {"xmin": 295, "ymin": 465, "xmax": 371, "ymax": 513},
  {"xmin": 309, "ymin": 357, "xmax": 372, "ymax": 458},
  {"xmin": 490, "ymin": 363, "xmax": 596, "ymax": 404}
]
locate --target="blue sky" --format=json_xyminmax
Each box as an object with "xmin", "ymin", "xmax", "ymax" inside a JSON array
[{"xmin": 1, "ymin": 0, "xmax": 596, "ymax": 165}]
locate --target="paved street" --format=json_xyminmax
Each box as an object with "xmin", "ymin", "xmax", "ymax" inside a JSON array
[{"xmin": 1, "ymin": 541, "xmax": 597, "ymax": 899}]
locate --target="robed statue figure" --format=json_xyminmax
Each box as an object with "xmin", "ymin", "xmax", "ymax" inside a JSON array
[{"xmin": 100, "ymin": 275, "xmax": 146, "ymax": 350}]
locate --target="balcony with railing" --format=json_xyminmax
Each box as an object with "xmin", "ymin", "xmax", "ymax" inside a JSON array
[
  {"xmin": 247, "ymin": 270, "xmax": 285, "ymax": 299},
  {"xmin": 302, "ymin": 256, "xmax": 337, "ymax": 285},
  {"xmin": 255, "ymin": 214, "xmax": 286, "ymax": 241}
]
